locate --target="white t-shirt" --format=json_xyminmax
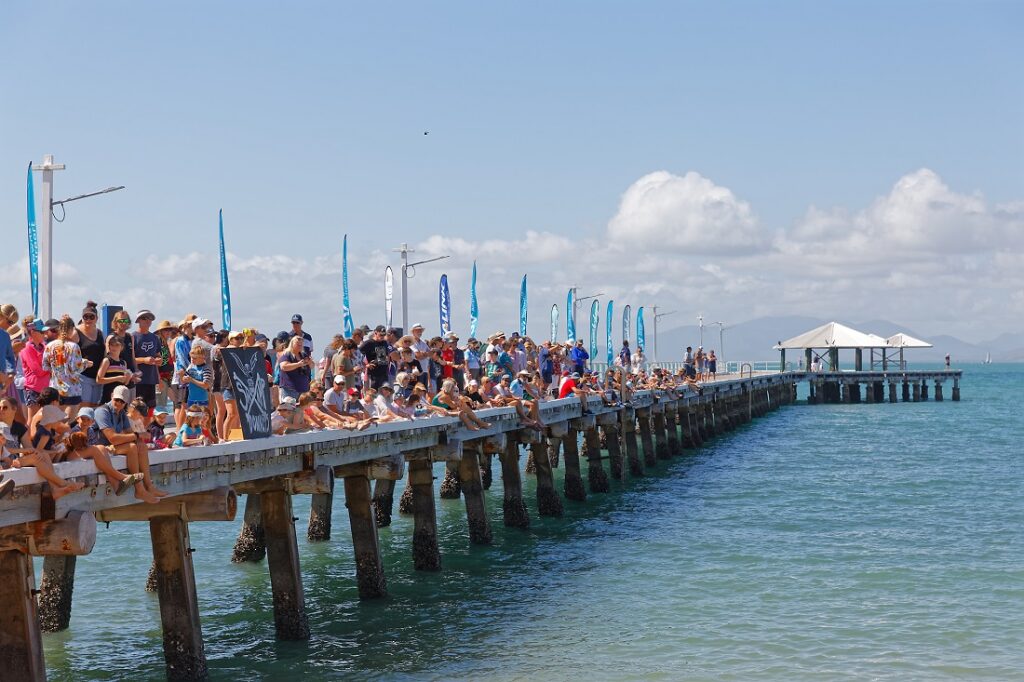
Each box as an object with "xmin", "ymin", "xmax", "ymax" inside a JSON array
[
  {"xmin": 412, "ymin": 337, "xmax": 430, "ymax": 378},
  {"xmin": 323, "ymin": 387, "xmax": 346, "ymax": 413}
]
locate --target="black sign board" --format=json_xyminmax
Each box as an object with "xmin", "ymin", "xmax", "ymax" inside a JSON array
[{"xmin": 220, "ymin": 347, "xmax": 273, "ymax": 440}]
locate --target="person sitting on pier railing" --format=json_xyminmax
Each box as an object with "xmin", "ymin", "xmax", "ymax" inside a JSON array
[
  {"xmin": 65, "ymin": 431, "xmax": 145, "ymax": 496},
  {"xmin": 431, "ymin": 378, "xmax": 491, "ymax": 431},
  {"xmin": 297, "ymin": 391, "xmax": 348, "ymax": 430},
  {"xmin": 174, "ymin": 408, "xmax": 210, "ymax": 448},
  {"xmin": 271, "ymin": 397, "xmax": 309, "ymax": 435},
  {"xmin": 95, "ymin": 385, "xmax": 166, "ymax": 503},
  {"xmin": 17, "ymin": 405, "xmax": 86, "ymax": 500}
]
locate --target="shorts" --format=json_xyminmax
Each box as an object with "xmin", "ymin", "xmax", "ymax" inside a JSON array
[
  {"xmin": 166, "ymin": 383, "xmax": 183, "ymax": 406},
  {"xmin": 279, "ymin": 387, "xmax": 300, "ymax": 402},
  {"xmin": 542, "ymin": 372, "xmax": 553, "ymax": 385},
  {"xmin": 369, "ymin": 373, "xmax": 389, "ymax": 390},
  {"xmin": 80, "ymin": 376, "xmax": 103, "ymax": 404},
  {"xmin": 135, "ymin": 383, "xmax": 157, "ymax": 409},
  {"xmin": 24, "ymin": 389, "xmax": 42, "ymax": 406},
  {"xmin": 223, "ymin": 388, "xmax": 234, "ymax": 401},
  {"xmin": 60, "ymin": 395, "xmax": 82, "ymax": 406},
  {"xmin": 186, "ymin": 400, "xmax": 209, "ymax": 408}
]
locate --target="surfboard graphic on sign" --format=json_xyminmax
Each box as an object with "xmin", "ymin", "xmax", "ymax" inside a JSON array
[{"xmin": 220, "ymin": 347, "xmax": 272, "ymax": 439}]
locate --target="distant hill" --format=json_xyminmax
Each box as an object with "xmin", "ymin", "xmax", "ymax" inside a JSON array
[{"xmin": 653, "ymin": 316, "xmax": 1022, "ymax": 364}]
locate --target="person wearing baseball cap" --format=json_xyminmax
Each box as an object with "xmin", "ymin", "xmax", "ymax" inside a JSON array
[
  {"xmin": 95, "ymin": 384, "xmax": 166, "ymax": 503},
  {"xmin": 290, "ymin": 314, "xmax": 313, "ymax": 360},
  {"xmin": 132, "ymin": 309, "xmax": 161, "ymax": 410}
]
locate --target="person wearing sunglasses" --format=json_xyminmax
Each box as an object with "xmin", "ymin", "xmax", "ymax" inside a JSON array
[
  {"xmin": 74, "ymin": 301, "xmax": 106, "ymax": 407},
  {"xmin": 108, "ymin": 310, "xmax": 138, "ymax": 390},
  {"xmin": 95, "ymin": 385, "xmax": 166, "ymax": 504}
]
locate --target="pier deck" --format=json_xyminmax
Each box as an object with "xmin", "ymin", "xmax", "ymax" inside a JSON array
[{"xmin": 0, "ymin": 369, "xmax": 961, "ymax": 681}]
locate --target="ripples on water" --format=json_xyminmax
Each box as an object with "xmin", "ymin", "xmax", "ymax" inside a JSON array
[{"xmin": 42, "ymin": 365, "xmax": 1023, "ymax": 680}]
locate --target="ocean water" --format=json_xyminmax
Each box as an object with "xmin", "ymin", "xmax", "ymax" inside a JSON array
[{"xmin": 40, "ymin": 364, "xmax": 1023, "ymax": 680}]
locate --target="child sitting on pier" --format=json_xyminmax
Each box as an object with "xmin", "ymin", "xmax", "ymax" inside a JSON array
[
  {"xmin": 64, "ymin": 431, "xmax": 145, "ymax": 496},
  {"xmin": 174, "ymin": 408, "xmax": 210, "ymax": 447}
]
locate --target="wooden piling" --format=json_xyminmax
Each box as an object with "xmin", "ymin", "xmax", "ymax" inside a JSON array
[
  {"xmin": 652, "ymin": 409, "xmax": 671, "ymax": 460},
  {"xmin": 231, "ymin": 494, "xmax": 266, "ymax": 563},
  {"xmin": 499, "ymin": 440, "xmax": 529, "ymax": 528},
  {"xmin": 934, "ymin": 381, "xmax": 944, "ymax": 402},
  {"xmin": 902, "ymin": 380, "xmax": 911, "ymax": 402},
  {"xmin": 458, "ymin": 446, "xmax": 493, "ymax": 545},
  {"xmin": 583, "ymin": 427, "xmax": 610, "ymax": 493},
  {"xmin": 664, "ymin": 403, "xmax": 682, "ymax": 455},
  {"xmin": 0, "ymin": 549, "xmax": 46, "ymax": 682},
  {"xmin": 307, "ymin": 492, "xmax": 333, "ymax": 543},
  {"xmin": 888, "ymin": 381, "xmax": 897, "ymax": 403},
  {"xmin": 952, "ymin": 377, "xmax": 960, "ymax": 401},
  {"xmin": 343, "ymin": 475, "xmax": 388, "ymax": 598},
  {"xmin": 531, "ymin": 440, "xmax": 564, "ymax": 516},
  {"xmin": 261, "ymin": 490, "xmax": 309, "ymax": 640},
  {"xmin": 409, "ymin": 459, "xmax": 441, "ymax": 570},
  {"xmin": 372, "ymin": 479, "xmax": 396, "ymax": 527},
  {"xmin": 547, "ymin": 438, "xmax": 561, "ymax": 468},
  {"xmin": 149, "ymin": 515, "xmax": 208, "ymax": 680},
  {"xmin": 921, "ymin": 381, "xmax": 929, "ymax": 401},
  {"xmin": 38, "ymin": 556, "xmax": 76, "ymax": 633},
  {"xmin": 636, "ymin": 408, "xmax": 657, "ymax": 467},
  {"xmin": 912, "ymin": 381, "xmax": 921, "ymax": 402},
  {"xmin": 602, "ymin": 423, "xmax": 625, "ymax": 479},
  {"xmin": 439, "ymin": 460, "xmax": 461, "ymax": 499},
  {"xmin": 479, "ymin": 451, "xmax": 493, "ymax": 490},
  {"xmin": 621, "ymin": 409, "xmax": 644, "ymax": 476},
  {"xmin": 561, "ymin": 430, "xmax": 587, "ymax": 501},
  {"xmin": 398, "ymin": 473, "xmax": 414, "ymax": 515}
]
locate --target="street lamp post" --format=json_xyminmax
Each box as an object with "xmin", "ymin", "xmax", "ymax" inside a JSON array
[
  {"xmin": 710, "ymin": 321, "xmax": 727, "ymax": 373},
  {"xmin": 393, "ymin": 242, "xmax": 449, "ymax": 333},
  {"xmin": 698, "ymin": 313, "xmax": 704, "ymax": 349},
  {"xmin": 652, "ymin": 306, "xmax": 676, "ymax": 365},
  {"xmin": 570, "ymin": 286, "xmax": 603, "ymax": 344},
  {"xmin": 31, "ymin": 154, "xmax": 124, "ymax": 319}
]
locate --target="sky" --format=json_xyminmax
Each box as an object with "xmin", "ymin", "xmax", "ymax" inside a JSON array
[{"xmin": 1, "ymin": 1, "xmax": 1022, "ymax": 356}]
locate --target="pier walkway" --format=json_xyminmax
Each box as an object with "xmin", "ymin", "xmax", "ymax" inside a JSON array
[{"xmin": 0, "ymin": 369, "xmax": 961, "ymax": 681}]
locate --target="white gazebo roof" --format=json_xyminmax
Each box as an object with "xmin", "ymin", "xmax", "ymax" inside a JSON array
[
  {"xmin": 886, "ymin": 332, "xmax": 933, "ymax": 349},
  {"xmin": 776, "ymin": 321, "xmax": 884, "ymax": 349}
]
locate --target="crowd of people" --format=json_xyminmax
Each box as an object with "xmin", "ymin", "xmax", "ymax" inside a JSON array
[{"xmin": 0, "ymin": 300, "xmax": 709, "ymax": 503}]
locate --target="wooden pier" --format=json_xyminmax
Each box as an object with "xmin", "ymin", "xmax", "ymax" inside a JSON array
[{"xmin": 0, "ymin": 369, "xmax": 960, "ymax": 681}]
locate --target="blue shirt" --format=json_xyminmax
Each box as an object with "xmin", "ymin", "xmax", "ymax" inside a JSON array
[
  {"xmin": 174, "ymin": 335, "xmax": 192, "ymax": 382},
  {"xmin": 0, "ymin": 328, "xmax": 15, "ymax": 375},
  {"xmin": 538, "ymin": 347, "xmax": 552, "ymax": 375},
  {"xmin": 570, "ymin": 346, "xmax": 589, "ymax": 370},
  {"xmin": 93, "ymin": 402, "xmax": 130, "ymax": 446}
]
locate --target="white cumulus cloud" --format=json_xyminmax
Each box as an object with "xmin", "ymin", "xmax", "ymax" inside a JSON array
[{"xmin": 607, "ymin": 171, "xmax": 765, "ymax": 254}]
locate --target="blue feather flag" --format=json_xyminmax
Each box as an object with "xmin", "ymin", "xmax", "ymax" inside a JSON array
[
  {"xmin": 605, "ymin": 300, "xmax": 614, "ymax": 365},
  {"xmin": 589, "ymin": 300, "xmax": 599, "ymax": 360},
  {"xmin": 566, "ymin": 289, "xmax": 576, "ymax": 343},
  {"xmin": 342, "ymin": 235, "xmax": 354, "ymax": 337},
  {"xmin": 439, "ymin": 274, "xmax": 451, "ymax": 334},
  {"xmin": 637, "ymin": 307, "xmax": 645, "ymax": 354},
  {"xmin": 469, "ymin": 262, "xmax": 479, "ymax": 338},
  {"xmin": 26, "ymin": 163, "xmax": 38, "ymax": 317},
  {"xmin": 550, "ymin": 304, "xmax": 558, "ymax": 343},
  {"xmin": 519, "ymin": 274, "xmax": 528, "ymax": 337},
  {"xmin": 218, "ymin": 209, "xmax": 232, "ymax": 330}
]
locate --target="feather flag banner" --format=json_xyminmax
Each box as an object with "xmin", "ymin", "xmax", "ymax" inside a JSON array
[
  {"xmin": 342, "ymin": 235, "xmax": 354, "ymax": 337},
  {"xmin": 26, "ymin": 162, "xmax": 38, "ymax": 317},
  {"xmin": 439, "ymin": 274, "xmax": 451, "ymax": 334},
  {"xmin": 623, "ymin": 304, "xmax": 632, "ymax": 346},
  {"xmin": 606, "ymin": 300, "xmax": 614, "ymax": 365},
  {"xmin": 519, "ymin": 274, "xmax": 528, "ymax": 337},
  {"xmin": 218, "ymin": 209, "xmax": 232, "ymax": 330},
  {"xmin": 589, "ymin": 300, "xmax": 599, "ymax": 360},
  {"xmin": 637, "ymin": 307, "xmax": 645, "ymax": 354},
  {"xmin": 566, "ymin": 289, "xmax": 576, "ymax": 343},
  {"xmin": 384, "ymin": 266, "xmax": 394, "ymax": 327},
  {"xmin": 469, "ymin": 261, "xmax": 479, "ymax": 339},
  {"xmin": 550, "ymin": 304, "xmax": 559, "ymax": 343}
]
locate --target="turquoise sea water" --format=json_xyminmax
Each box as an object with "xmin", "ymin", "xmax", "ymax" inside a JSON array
[{"xmin": 40, "ymin": 364, "xmax": 1023, "ymax": 680}]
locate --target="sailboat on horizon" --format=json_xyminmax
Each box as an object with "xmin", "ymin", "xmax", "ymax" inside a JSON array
[{"xmin": 984, "ymin": 352, "xmax": 992, "ymax": 365}]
